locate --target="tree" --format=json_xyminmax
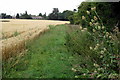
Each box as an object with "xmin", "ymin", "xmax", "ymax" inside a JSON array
[
  {"xmin": 39, "ymin": 13, "xmax": 42, "ymax": 16},
  {"xmin": 6, "ymin": 15, "xmax": 12, "ymax": 19},
  {"xmin": 63, "ymin": 10, "xmax": 74, "ymax": 20},
  {"xmin": 57, "ymin": 10, "xmax": 74, "ymax": 21},
  {"xmin": 20, "ymin": 11, "xmax": 32, "ymax": 19},
  {"xmin": 42, "ymin": 13, "xmax": 47, "ymax": 19},
  {"xmin": 0, "ymin": 13, "xmax": 12, "ymax": 19},
  {"xmin": 16, "ymin": 13, "xmax": 20, "ymax": 19},
  {"xmin": 1, "ymin": 13, "xmax": 6, "ymax": 19},
  {"xmin": 25, "ymin": 11, "xmax": 28, "ymax": 15},
  {"xmin": 58, "ymin": 12, "xmax": 64, "ymax": 20},
  {"xmin": 48, "ymin": 8, "xmax": 59, "ymax": 20},
  {"xmin": 53, "ymin": 8, "xmax": 59, "ymax": 13},
  {"xmin": 70, "ymin": 2, "xmax": 120, "ymax": 31},
  {"xmin": 48, "ymin": 8, "xmax": 74, "ymax": 21}
]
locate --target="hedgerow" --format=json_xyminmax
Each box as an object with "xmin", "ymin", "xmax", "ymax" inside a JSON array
[{"xmin": 66, "ymin": 6, "xmax": 119, "ymax": 79}]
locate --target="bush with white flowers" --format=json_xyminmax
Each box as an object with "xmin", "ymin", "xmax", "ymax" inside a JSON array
[{"xmin": 66, "ymin": 6, "xmax": 119, "ymax": 78}]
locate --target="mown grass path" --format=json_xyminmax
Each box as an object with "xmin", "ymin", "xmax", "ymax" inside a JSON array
[{"xmin": 4, "ymin": 25, "xmax": 81, "ymax": 78}]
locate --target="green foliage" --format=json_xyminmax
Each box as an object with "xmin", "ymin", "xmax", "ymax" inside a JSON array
[
  {"xmin": 13, "ymin": 31, "xmax": 19, "ymax": 37},
  {"xmin": 48, "ymin": 8, "xmax": 59, "ymax": 20},
  {"xmin": 16, "ymin": 13, "xmax": 20, "ymax": 19},
  {"xmin": 48, "ymin": 25, "xmax": 56, "ymax": 29},
  {"xmin": 62, "ymin": 10, "xmax": 74, "ymax": 21},
  {"xmin": 42, "ymin": 13, "xmax": 47, "ymax": 19},
  {"xmin": 20, "ymin": 11, "xmax": 32, "ymax": 19},
  {"xmin": 3, "ymin": 25, "xmax": 82, "ymax": 78},
  {"xmin": 0, "ymin": 13, "xmax": 12, "ymax": 19},
  {"xmin": 65, "ymin": 8, "xmax": 119, "ymax": 78},
  {"xmin": 48, "ymin": 8, "xmax": 74, "ymax": 21},
  {"xmin": 38, "ymin": 13, "xmax": 42, "ymax": 16},
  {"xmin": 70, "ymin": 2, "xmax": 120, "ymax": 32}
]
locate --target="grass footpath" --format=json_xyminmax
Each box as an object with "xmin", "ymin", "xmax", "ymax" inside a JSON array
[{"xmin": 3, "ymin": 25, "xmax": 81, "ymax": 78}]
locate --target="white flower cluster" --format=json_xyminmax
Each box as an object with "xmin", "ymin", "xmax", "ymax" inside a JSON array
[
  {"xmin": 79, "ymin": 26, "xmax": 87, "ymax": 32},
  {"xmin": 91, "ymin": 7, "xmax": 96, "ymax": 11},
  {"xmin": 82, "ymin": 16, "xmax": 85, "ymax": 20}
]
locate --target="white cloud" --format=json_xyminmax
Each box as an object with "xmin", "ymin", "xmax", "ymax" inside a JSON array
[{"xmin": 0, "ymin": 0, "xmax": 85, "ymax": 15}]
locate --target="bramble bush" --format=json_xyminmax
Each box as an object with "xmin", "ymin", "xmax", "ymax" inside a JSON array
[{"xmin": 66, "ymin": 7, "xmax": 119, "ymax": 79}]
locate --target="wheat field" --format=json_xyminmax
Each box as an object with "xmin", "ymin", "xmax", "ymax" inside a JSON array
[{"xmin": 0, "ymin": 19, "xmax": 69, "ymax": 60}]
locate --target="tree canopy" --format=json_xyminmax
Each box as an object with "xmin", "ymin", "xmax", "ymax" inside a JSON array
[
  {"xmin": 48, "ymin": 8, "xmax": 74, "ymax": 21},
  {"xmin": 20, "ymin": 11, "xmax": 32, "ymax": 19},
  {"xmin": 69, "ymin": 2, "xmax": 120, "ymax": 31},
  {"xmin": 16, "ymin": 13, "xmax": 20, "ymax": 19},
  {"xmin": 0, "ymin": 13, "xmax": 12, "ymax": 19}
]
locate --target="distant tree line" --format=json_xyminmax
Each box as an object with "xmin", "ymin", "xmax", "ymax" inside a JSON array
[
  {"xmin": 0, "ymin": 13, "xmax": 12, "ymax": 19},
  {"xmin": 0, "ymin": 9, "xmax": 74, "ymax": 21},
  {"xmin": 18, "ymin": 11, "xmax": 32, "ymax": 19},
  {"xmin": 0, "ymin": 11, "xmax": 47, "ymax": 19},
  {"xmin": 0, "ymin": 11, "xmax": 32, "ymax": 19},
  {"xmin": 48, "ymin": 8, "xmax": 75, "ymax": 21}
]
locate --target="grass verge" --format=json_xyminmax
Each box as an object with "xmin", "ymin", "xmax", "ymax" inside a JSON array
[{"xmin": 3, "ymin": 25, "xmax": 81, "ymax": 78}]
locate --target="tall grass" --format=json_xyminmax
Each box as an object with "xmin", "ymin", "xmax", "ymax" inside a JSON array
[{"xmin": 65, "ymin": 7, "xmax": 119, "ymax": 78}]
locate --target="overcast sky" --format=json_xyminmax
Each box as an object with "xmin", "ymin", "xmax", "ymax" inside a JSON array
[{"xmin": 0, "ymin": 0, "xmax": 85, "ymax": 16}]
